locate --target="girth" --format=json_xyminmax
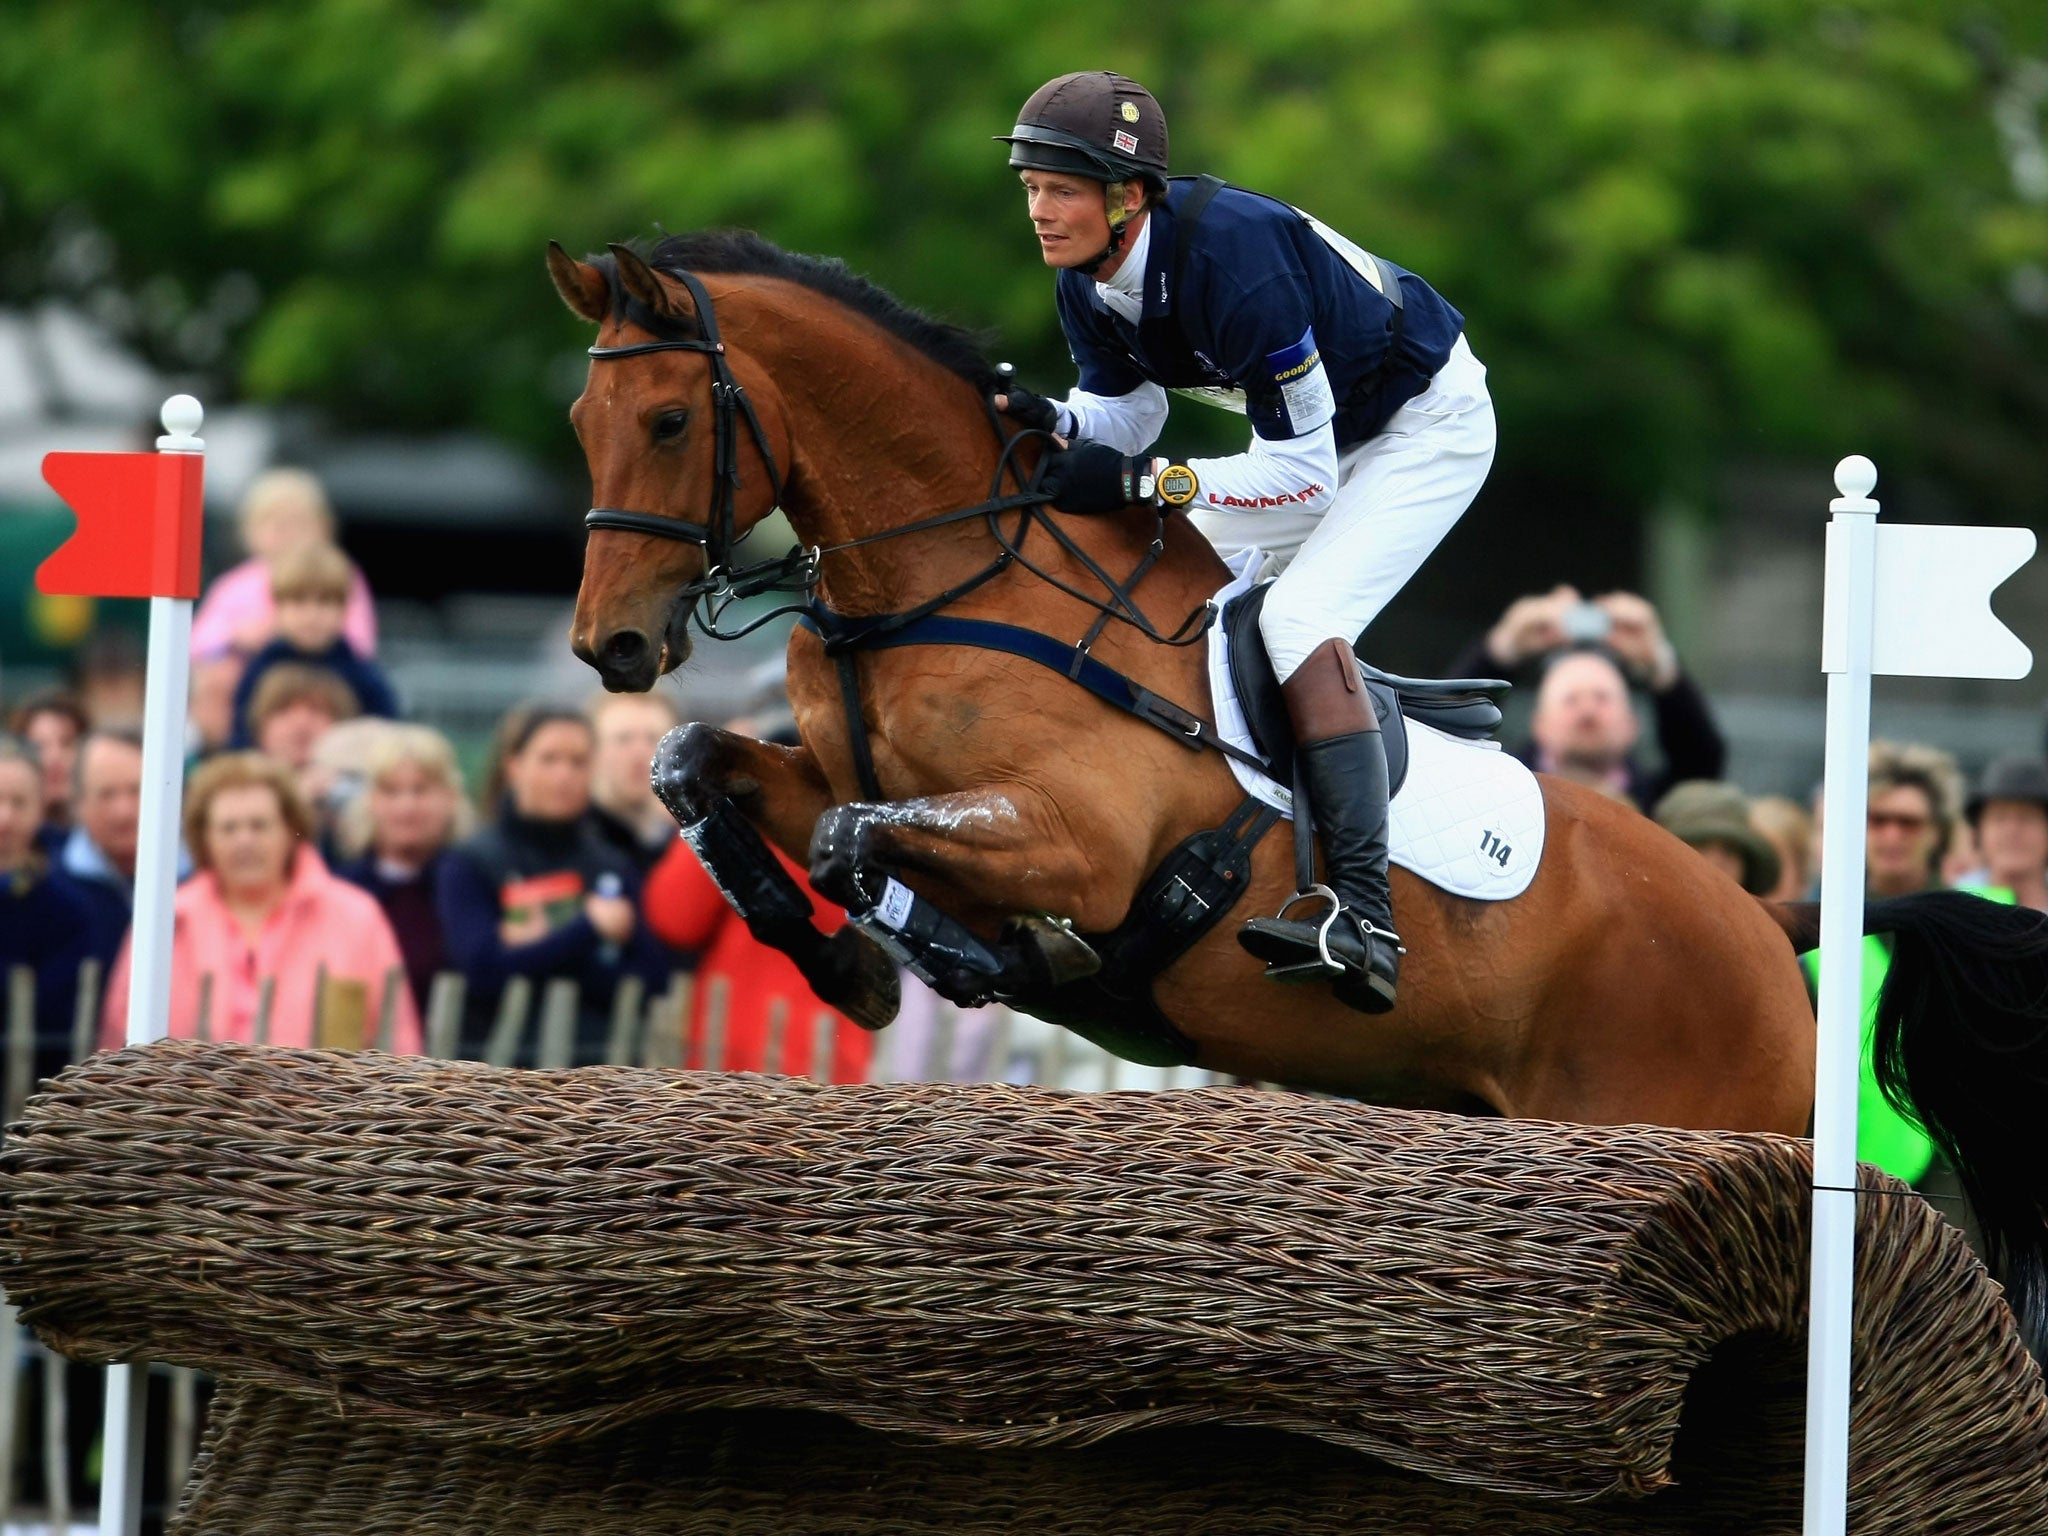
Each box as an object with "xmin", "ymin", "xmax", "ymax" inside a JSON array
[{"xmin": 1023, "ymin": 795, "xmax": 1283, "ymax": 1068}]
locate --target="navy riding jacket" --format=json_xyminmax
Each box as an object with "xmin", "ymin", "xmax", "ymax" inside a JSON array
[{"xmin": 1053, "ymin": 179, "xmax": 1465, "ymax": 450}]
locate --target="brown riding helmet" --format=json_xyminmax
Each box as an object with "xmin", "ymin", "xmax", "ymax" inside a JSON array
[{"xmin": 997, "ymin": 71, "xmax": 1170, "ymax": 190}]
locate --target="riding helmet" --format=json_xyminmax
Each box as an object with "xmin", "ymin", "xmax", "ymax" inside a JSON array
[{"xmin": 997, "ymin": 71, "xmax": 1170, "ymax": 190}]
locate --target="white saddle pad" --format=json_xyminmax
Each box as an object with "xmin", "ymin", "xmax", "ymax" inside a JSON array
[{"xmin": 1206, "ymin": 553, "xmax": 1545, "ymax": 902}]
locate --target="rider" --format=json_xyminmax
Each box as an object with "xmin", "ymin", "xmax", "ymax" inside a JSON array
[{"xmin": 995, "ymin": 70, "xmax": 1496, "ymax": 1016}]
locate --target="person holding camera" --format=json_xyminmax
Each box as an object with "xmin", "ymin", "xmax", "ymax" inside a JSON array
[{"xmin": 1450, "ymin": 584, "xmax": 1726, "ymax": 813}]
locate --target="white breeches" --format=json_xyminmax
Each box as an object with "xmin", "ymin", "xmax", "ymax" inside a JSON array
[{"xmin": 1186, "ymin": 333, "xmax": 1496, "ymax": 682}]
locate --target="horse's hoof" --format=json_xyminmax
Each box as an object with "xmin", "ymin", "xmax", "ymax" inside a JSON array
[
  {"xmin": 1001, "ymin": 913, "xmax": 1102, "ymax": 990},
  {"xmin": 801, "ymin": 928, "xmax": 901, "ymax": 1032}
]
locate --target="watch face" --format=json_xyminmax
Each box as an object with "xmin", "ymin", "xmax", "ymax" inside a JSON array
[{"xmin": 1157, "ymin": 465, "xmax": 1198, "ymax": 505}]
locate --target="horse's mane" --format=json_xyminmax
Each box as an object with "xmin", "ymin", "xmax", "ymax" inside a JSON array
[{"xmin": 596, "ymin": 230, "xmax": 1001, "ymax": 395}]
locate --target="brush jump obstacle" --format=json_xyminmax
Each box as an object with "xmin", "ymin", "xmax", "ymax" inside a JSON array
[{"xmin": 0, "ymin": 1041, "xmax": 2043, "ymax": 1534}]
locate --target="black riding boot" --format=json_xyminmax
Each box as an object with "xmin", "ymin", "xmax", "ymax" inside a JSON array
[{"xmin": 1238, "ymin": 639, "xmax": 1403, "ymax": 1014}]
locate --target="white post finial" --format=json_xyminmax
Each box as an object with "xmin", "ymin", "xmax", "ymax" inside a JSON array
[
  {"xmin": 1831, "ymin": 455, "xmax": 1877, "ymax": 512},
  {"xmin": 157, "ymin": 394, "xmax": 205, "ymax": 453}
]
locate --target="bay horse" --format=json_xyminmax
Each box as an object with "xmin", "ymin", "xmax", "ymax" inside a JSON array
[{"xmin": 548, "ymin": 232, "xmax": 2048, "ymax": 1337}]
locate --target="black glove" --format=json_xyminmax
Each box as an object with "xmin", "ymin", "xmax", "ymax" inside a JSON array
[
  {"xmin": 1040, "ymin": 441, "xmax": 1148, "ymax": 517},
  {"xmin": 998, "ymin": 379, "xmax": 1064, "ymax": 436}
]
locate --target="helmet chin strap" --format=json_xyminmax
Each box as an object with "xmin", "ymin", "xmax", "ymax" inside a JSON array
[{"xmin": 1075, "ymin": 184, "xmax": 1135, "ymax": 276}]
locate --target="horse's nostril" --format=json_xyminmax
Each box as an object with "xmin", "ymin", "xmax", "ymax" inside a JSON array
[{"xmin": 600, "ymin": 630, "xmax": 650, "ymax": 671}]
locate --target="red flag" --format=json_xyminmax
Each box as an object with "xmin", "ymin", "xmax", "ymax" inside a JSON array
[{"xmin": 38, "ymin": 451, "xmax": 206, "ymax": 600}]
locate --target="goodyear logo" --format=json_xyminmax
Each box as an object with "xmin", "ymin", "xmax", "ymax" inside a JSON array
[{"xmin": 1273, "ymin": 349, "xmax": 1321, "ymax": 385}]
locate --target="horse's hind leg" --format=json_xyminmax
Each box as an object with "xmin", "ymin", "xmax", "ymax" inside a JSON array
[
  {"xmin": 653, "ymin": 723, "xmax": 899, "ymax": 1029},
  {"xmin": 807, "ymin": 786, "xmax": 1110, "ymax": 1008}
]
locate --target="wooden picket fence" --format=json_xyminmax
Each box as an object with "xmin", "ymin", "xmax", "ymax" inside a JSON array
[{"xmin": 0, "ymin": 959, "xmax": 1231, "ymax": 1529}]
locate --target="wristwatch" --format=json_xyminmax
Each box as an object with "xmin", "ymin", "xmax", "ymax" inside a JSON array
[{"xmin": 1155, "ymin": 463, "xmax": 1199, "ymax": 506}]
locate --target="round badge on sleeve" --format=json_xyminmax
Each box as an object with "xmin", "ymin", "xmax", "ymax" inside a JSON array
[{"xmin": 1156, "ymin": 464, "xmax": 1199, "ymax": 506}]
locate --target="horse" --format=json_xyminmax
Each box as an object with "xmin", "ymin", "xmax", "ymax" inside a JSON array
[{"xmin": 547, "ymin": 231, "xmax": 2048, "ymax": 1338}]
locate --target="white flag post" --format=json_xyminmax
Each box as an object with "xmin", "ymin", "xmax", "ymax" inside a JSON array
[
  {"xmin": 1803, "ymin": 456, "xmax": 2035, "ymax": 1536},
  {"xmin": 97, "ymin": 395, "xmax": 205, "ymax": 1536}
]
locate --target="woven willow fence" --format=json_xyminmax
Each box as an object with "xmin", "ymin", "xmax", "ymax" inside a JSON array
[
  {"xmin": 2, "ymin": 1040, "xmax": 2044, "ymax": 1534},
  {"xmin": 0, "ymin": 964, "xmax": 1195, "ymax": 1529}
]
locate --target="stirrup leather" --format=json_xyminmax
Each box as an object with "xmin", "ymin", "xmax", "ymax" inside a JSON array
[{"xmin": 1249, "ymin": 884, "xmax": 1404, "ymax": 982}]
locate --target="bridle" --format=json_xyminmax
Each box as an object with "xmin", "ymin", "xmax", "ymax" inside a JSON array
[
  {"xmin": 583, "ymin": 267, "xmax": 784, "ymax": 605},
  {"xmin": 581, "ymin": 261, "xmax": 1212, "ymax": 652}
]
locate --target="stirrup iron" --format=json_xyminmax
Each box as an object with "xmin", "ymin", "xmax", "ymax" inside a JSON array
[{"xmin": 1259, "ymin": 883, "xmax": 1346, "ymax": 981}]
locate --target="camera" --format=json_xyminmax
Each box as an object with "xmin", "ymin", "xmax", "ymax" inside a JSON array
[{"xmin": 1561, "ymin": 603, "xmax": 1612, "ymax": 644}]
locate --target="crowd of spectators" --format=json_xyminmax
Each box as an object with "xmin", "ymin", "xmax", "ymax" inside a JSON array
[
  {"xmin": 4, "ymin": 474, "xmax": 2045, "ymax": 1161},
  {"xmin": 1, "ymin": 467, "xmax": 877, "ymax": 1080}
]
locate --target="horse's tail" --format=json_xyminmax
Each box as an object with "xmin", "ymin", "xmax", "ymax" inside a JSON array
[
  {"xmin": 1862, "ymin": 892, "xmax": 2048, "ymax": 1346},
  {"xmin": 1758, "ymin": 891, "xmax": 2048, "ymax": 1345},
  {"xmin": 1761, "ymin": 892, "xmax": 2048, "ymax": 1342}
]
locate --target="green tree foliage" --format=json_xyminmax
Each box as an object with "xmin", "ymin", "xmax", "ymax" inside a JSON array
[{"xmin": 3, "ymin": 0, "xmax": 2044, "ymax": 513}]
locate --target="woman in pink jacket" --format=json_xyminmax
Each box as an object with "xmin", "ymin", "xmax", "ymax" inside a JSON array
[{"xmin": 102, "ymin": 752, "xmax": 421, "ymax": 1052}]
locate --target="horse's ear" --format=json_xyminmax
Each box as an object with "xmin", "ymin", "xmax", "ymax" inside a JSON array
[
  {"xmin": 607, "ymin": 242, "xmax": 684, "ymax": 322},
  {"xmin": 547, "ymin": 241, "xmax": 609, "ymax": 324}
]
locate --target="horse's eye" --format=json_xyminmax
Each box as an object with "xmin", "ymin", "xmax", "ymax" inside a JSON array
[{"xmin": 651, "ymin": 410, "xmax": 689, "ymax": 443}]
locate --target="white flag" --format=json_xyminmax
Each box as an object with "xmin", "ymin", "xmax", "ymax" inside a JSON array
[{"xmin": 1823, "ymin": 522, "xmax": 2035, "ymax": 680}]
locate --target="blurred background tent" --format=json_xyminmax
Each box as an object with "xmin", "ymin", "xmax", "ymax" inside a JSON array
[{"xmin": 2, "ymin": 0, "xmax": 2044, "ymax": 785}]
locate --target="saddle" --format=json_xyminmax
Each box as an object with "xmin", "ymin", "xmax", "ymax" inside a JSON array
[{"xmin": 1222, "ymin": 582, "xmax": 1509, "ymax": 790}]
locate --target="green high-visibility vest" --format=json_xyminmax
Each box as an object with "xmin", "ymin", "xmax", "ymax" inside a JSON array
[{"xmin": 1800, "ymin": 884, "xmax": 2015, "ymax": 1184}]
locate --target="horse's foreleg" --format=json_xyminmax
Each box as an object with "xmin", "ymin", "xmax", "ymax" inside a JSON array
[
  {"xmin": 807, "ymin": 786, "xmax": 1108, "ymax": 1008},
  {"xmin": 652, "ymin": 723, "xmax": 899, "ymax": 1029}
]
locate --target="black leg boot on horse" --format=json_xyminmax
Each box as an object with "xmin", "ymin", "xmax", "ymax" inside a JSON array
[
  {"xmin": 651, "ymin": 725, "xmax": 901, "ymax": 1031},
  {"xmin": 808, "ymin": 800, "xmax": 1103, "ymax": 1010},
  {"xmin": 1239, "ymin": 637, "xmax": 1404, "ymax": 1014}
]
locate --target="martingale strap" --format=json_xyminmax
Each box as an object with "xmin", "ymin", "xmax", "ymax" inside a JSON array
[{"xmin": 797, "ymin": 609, "xmax": 1267, "ymax": 798}]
